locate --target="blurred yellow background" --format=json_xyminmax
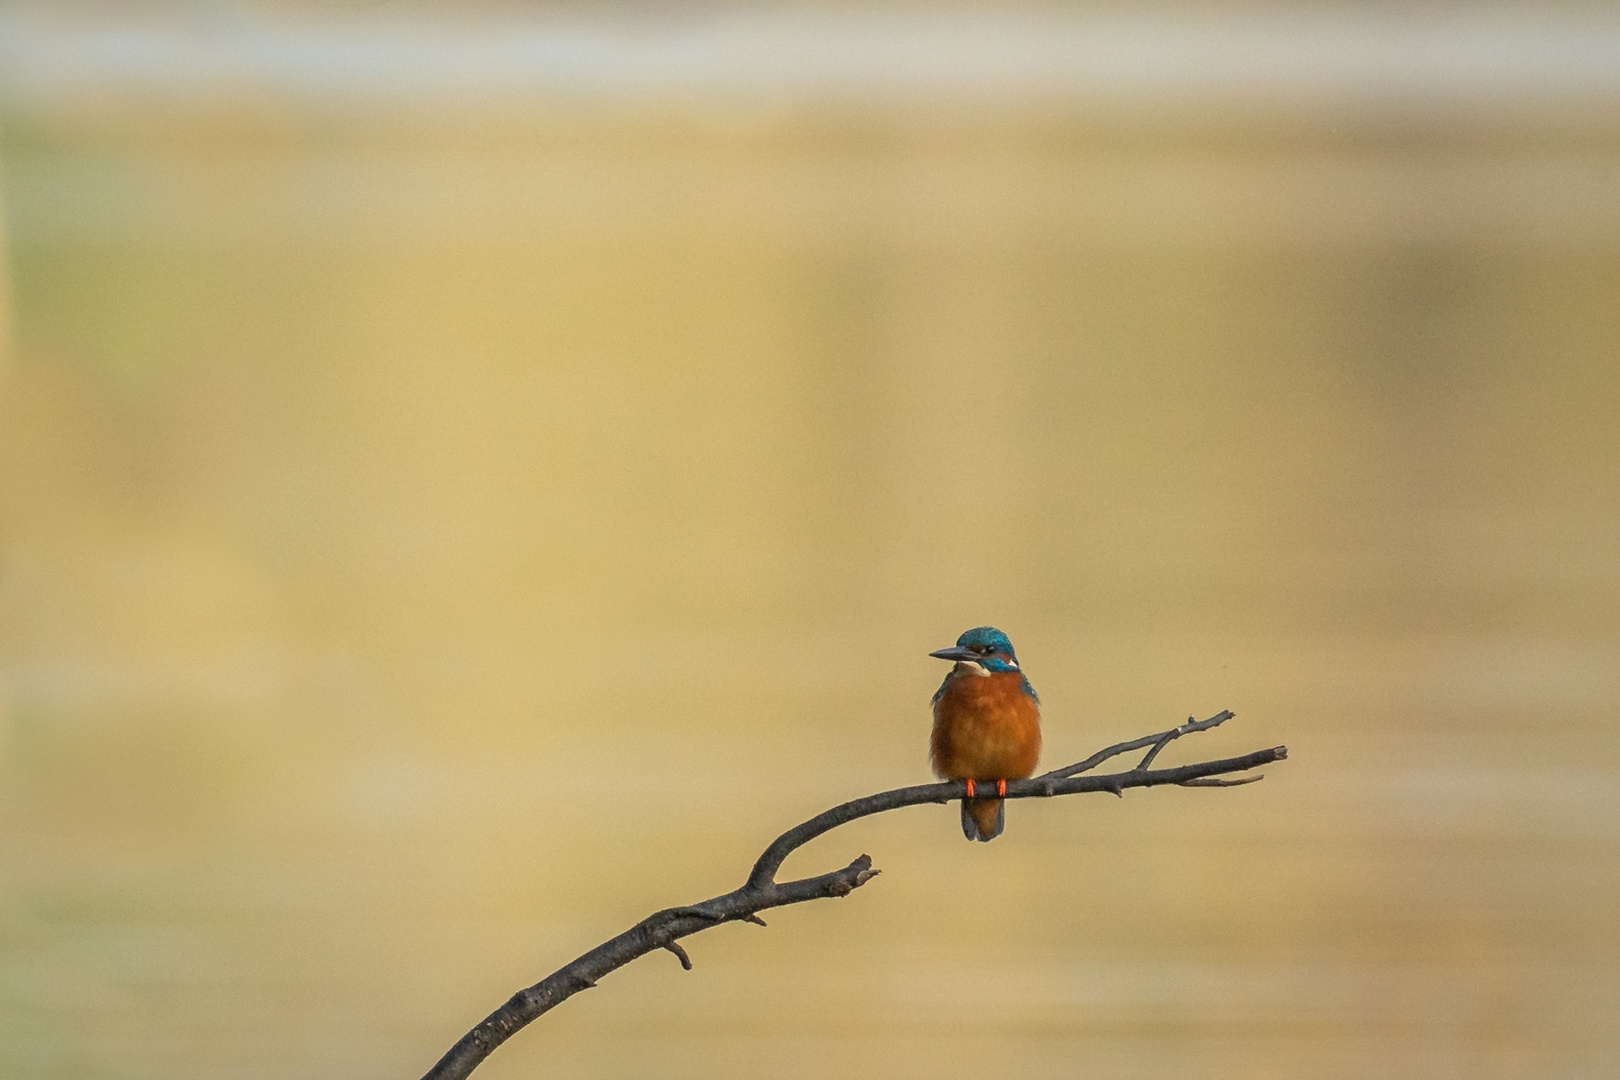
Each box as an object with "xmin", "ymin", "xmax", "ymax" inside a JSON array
[{"xmin": 1, "ymin": 4, "xmax": 1618, "ymax": 1078}]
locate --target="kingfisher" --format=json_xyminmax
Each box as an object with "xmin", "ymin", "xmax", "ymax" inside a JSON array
[{"xmin": 929, "ymin": 626, "xmax": 1042, "ymax": 842}]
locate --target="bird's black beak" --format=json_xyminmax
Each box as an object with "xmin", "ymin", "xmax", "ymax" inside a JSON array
[{"xmin": 929, "ymin": 646, "xmax": 978, "ymax": 663}]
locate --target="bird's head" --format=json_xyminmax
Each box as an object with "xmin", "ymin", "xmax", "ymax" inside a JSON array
[{"xmin": 929, "ymin": 626, "xmax": 1021, "ymax": 674}]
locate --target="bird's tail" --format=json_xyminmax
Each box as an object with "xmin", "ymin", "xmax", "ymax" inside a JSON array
[{"xmin": 961, "ymin": 796, "xmax": 1005, "ymax": 842}]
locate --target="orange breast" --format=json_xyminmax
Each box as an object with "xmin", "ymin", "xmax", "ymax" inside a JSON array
[{"xmin": 930, "ymin": 671, "xmax": 1042, "ymax": 781}]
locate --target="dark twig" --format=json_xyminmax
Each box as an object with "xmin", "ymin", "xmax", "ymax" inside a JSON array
[
  {"xmin": 1039, "ymin": 710, "xmax": 1235, "ymax": 781},
  {"xmin": 663, "ymin": 942, "xmax": 693, "ymax": 970},
  {"xmin": 419, "ymin": 711, "xmax": 1282, "ymax": 1080},
  {"xmin": 1134, "ymin": 723, "xmax": 1184, "ymax": 772}
]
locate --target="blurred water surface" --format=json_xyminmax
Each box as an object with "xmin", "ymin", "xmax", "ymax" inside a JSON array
[{"xmin": 1, "ymin": 6, "xmax": 1618, "ymax": 1079}]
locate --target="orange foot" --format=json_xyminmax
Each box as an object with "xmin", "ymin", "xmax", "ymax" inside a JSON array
[
  {"xmin": 997, "ymin": 779, "xmax": 1007, "ymax": 797},
  {"xmin": 965, "ymin": 779, "xmax": 976, "ymax": 798}
]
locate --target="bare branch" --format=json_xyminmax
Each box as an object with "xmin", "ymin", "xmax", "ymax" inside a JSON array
[
  {"xmin": 1134, "ymin": 724, "xmax": 1184, "ymax": 771},
  {"xmin": 1039, "ymin": 710, "xmax": 1235, "ymax": 780},
  {"xmin": 1178, "ymin": 774, "xmax": 1266, "ymax": 787},
  {"xmin": 419, "ymin": 711, "xmax": 1282, "ymax": 1080}
]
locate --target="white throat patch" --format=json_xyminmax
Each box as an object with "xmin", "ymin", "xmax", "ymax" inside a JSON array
[{"xmin": 957, "ymin": 660, "xmax": 992, "ymax": 677}]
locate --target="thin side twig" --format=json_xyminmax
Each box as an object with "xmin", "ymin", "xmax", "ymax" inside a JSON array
[
  {"xmin": 420, "ymin": 710, "xmax": 1282, "ymax": 1080},
  {"xmin": 1038, "ymin": 710, "xmax": 1235, "ymax": 781},
  {"xmin": 1134, "ymin": 722, "xmax": 1186, "ymax": 771},
  {"xmin": 662, "ymin": 942, "xmax": 693, "ymax": 970}
]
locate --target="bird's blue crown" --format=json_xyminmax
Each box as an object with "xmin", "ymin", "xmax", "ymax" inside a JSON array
[
  {"xmin": 955, "ymin": 626, "xmax": 1017, "ymax": 664},
  {"xmin": 930, "ymin": 626, "xmax": 1039, "ymax": 702}
]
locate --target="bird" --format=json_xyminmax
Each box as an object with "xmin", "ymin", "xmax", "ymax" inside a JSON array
[{"xmin": 929, "ymin": 626, "xmax": 1042, "ymax": 842}]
